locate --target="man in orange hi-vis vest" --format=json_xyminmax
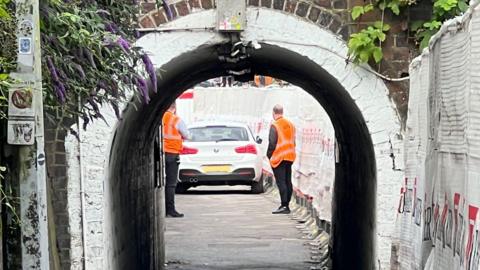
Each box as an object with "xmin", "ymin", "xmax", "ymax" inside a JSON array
[
  {"xmin": 162, "ymin": 102, "xmax": 189, "ymax": 218},
  {"xmin": 267, "ymin": 104, "xmax": 296, "ymax": 214},
  {"xmin": 254, "ymin": 75, "xmax": 273, "ymax": 87}
]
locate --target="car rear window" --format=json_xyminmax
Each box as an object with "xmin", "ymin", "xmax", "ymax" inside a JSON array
[{"xmin": 188, "ymin": 126, "xmax": 249, "ymax": 142}]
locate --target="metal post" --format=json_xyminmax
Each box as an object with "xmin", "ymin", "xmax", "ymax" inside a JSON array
[{"xmin": 11, "ymin": 0, "xmax": 50, "ymax": 269}]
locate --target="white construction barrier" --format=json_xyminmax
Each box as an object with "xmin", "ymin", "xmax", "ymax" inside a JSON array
[{"xmin": 394, "ymin": 3, "xmax": 480, "ymax": 269}]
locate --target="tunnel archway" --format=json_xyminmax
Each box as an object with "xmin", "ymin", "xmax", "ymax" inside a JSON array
[
  {"xmin": 60, "ymin": 8, "xmax": 406, "ymax": 270},
  {"xmin": 108, "ymin": 41, "xmax": 376, "ymax": 269}
]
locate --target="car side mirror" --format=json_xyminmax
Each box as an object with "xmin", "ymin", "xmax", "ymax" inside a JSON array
[{"xmin": 255, "ymin": 136, "xmax": 263, "ymax": 144}]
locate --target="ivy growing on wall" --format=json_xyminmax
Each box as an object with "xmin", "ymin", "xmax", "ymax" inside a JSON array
[{"xmin": 348, "ymin": 0, "xmax": 470, "ymax": 64}]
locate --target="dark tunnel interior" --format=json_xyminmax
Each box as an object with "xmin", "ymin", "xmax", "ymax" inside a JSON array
[{"xmin": 107, "ymin": 42, "xmax": 376, "ymax": 270}]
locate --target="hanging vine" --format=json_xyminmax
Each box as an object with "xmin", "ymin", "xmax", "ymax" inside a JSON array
[{"xmin": 40, "ymin": 0, "xmax": 158, "ymax": 129}]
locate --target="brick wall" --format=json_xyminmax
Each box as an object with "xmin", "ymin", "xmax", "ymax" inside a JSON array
[{"xmin": 45, "ymin": 119, "xmax": 73, "ymax": 269}]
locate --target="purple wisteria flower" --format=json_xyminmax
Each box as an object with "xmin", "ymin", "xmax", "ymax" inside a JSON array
[
  {"xmin": 162, "ymin": 0, "xmax": 173, "ymax": 20},
  {"xmin": 134, "ymin": 30, "xmax": 141, "ymax": 39},
  {"xmin": 135, "ymin": 77, "xmax": 150, "ymax": 104},
  {"xmin": 46, "ymin": 56, "xmax": 59, "ymax": 82},
  {"xmin": 117, "ymin": 36, "xmax": 130, "ymax": 53},
  {"xmin": 54, "ymin": 82, "xmax": 66, "ymax": 103},
  {"xmin": 141, "ymin": 54, "xmax": 157, "ymax": 93},
  {"xmin": 121, "ymin": 75, "xmax": 131, "ymax": 85},
  {"xmin": 47, "ymin": 56, "xmax": 67, "ymax": 103},
  {"xmin": 105, "ymin": 23, "xmax": 118, "ymax": 34},
  {"xmin": 97, "ymin": 80, "xmax": 108, "ymax": 91},
  {"xmin": 110, "ymin": 82, "xmax": 120, "ymax": 98}
]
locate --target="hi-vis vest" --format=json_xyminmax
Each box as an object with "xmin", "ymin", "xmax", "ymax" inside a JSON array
[
  {"xmin": 254, "ymin": 75, "xmax": 273, "ymax": 87},
  {"xmin": 162, "ymin": 111, "xmax": 183, "ymax": 154},
  {"xmin": 270, "ymin": 117, "xmax": 296, "ymax": 168}
]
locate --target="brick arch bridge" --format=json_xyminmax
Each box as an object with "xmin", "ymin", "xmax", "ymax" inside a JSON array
[
  {"xmin": 44, "ymin": 2, "xmax": 416, "ymax": 270},
  {"xmin": 137, "ymin": 0, "xmax": 413, "ymax": 119}
]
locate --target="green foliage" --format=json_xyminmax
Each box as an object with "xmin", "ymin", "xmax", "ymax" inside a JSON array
[
  {"xmin": 0, "ymin": 80, "xmax": 9, "ymax": 119},
  {"xmin": 351, "ymin": 4, "xmax": 374, "ymax": 20},
  {"xmin": 434, "ymin": 0, "xmax": 459, "ymax": 13},
  {"xmin": 0, "ymin": 0, "xmax": 15, "ymax": 120},
  {"xmin": 0, "ymin": 0, "xmax": 18, "ymax": 224},
  {"xmin": 348, "ymin": 0, "xmax": 471, "ymax": 64},
  {"xmin": 412, "ymin": 0, "xmax": 469, "ymax": 49},
  {"xmin": 348, "ymin": 1, "xmax": 400, "ymax": 64},
  {"xmin": 0, "ymin": 0, "xmax": 11, "ymax": 19},
  {"xmin": 378, "ymin": 0, "xmax": 402, "ymax": 15},
  {"xmin": 348, "ymin": 23, "xmax": 390, "ymax": 63},
  {"xmin": 40, "ymin": 0, "xmax": 153, "ymax": 128},
  {"xmin": 0, "ymin": 165, "xmax": 21, "ymax": 227}
]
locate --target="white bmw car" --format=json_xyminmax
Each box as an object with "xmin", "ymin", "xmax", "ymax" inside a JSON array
[{"xmin": 177, "ymin": 121, "xmax": 266, "ymax": 193}]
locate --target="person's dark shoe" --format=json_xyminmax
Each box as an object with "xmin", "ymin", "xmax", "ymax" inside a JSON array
[
  {"xmin": 272, "ymin": 206, "xmax": 290, "ymax": 214},
  {"xmin": 166, "ymin": 210, "xmax": 184, "ymax": 218}
]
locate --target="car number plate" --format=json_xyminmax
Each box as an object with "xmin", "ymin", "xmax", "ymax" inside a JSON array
[{"xmin": 202, "ymin": 165, "xmax": 231, "ymax": 173}]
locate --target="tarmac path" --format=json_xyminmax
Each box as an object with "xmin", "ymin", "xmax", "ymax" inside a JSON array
[{"xmin": 165, "ymin": 186, "xmax": 312, "ymax": 270}]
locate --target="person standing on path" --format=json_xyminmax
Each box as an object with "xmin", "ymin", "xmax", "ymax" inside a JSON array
[
  {"xmin": 267, "ymin": 104, "xmax": 296, "ymax": 214},
  {"xmin": 162, "ymin": 102, "xmax": 189, "ymax": 218}
]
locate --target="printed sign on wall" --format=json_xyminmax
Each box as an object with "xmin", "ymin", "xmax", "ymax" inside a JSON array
[{"xmin": 7, "ymin": 85, "xmax": 35, "ymax": 145}]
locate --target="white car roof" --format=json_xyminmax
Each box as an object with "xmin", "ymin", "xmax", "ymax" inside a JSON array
[{"xmin": 188, "ymin": 121, "xmax": 249, "ymax": 129}]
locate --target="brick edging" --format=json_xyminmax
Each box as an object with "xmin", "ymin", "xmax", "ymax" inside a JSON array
[{"xmin": 138, "ymin": 0, "xmax": 347, "ymax": 40}]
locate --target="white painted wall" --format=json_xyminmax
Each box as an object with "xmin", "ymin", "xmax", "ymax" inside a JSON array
[
  {"xmin": 65, "ymin": 7, "xmax": 403, "ymax": 269},
  {"xmin": 65, "ymin": 107, "xmax": 117, "ymax": 269}
]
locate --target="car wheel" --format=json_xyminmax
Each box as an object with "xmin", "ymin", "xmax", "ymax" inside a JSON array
[
  {"xmin": 175, "ymin": 184, "xmax": 190, "ymax": 194},
  {"xmin": 251, "ymin": 175, "xmax": 265, "ymax": 194}
]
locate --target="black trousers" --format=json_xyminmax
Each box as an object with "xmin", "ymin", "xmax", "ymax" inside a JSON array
[
  {"xmin": 165, "ymin": 153, "xmax": 180, "ymax": 213},
  {"xmin": 273, "ymin": 161, "xmax": 293, "ymax": 207}
]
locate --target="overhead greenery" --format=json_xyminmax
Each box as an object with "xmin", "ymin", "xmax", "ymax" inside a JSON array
[
  {"xmin": 348, "ymin": 0, "xmax": 471, "ymax": 64},
  {"xmin": 2, "ymin": 0, "xmax": 161, "ymax": 127},
  {"xmin": 40, "ymin": 0, "xmax": 157, "ymax": 128}
]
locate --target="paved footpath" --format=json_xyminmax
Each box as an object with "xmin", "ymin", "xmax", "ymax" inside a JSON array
[{"xmin": 165, "ymin": 186, "xmax": 311, "ymax": 270}]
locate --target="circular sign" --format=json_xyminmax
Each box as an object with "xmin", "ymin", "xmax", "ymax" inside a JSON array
[
  {"xmin": 11, "ymin": 89, "xmax": 33, "ymax": 109},
  {"xmin": 37, "ymin": 153, "xmax": 45, "ymax": 166}
]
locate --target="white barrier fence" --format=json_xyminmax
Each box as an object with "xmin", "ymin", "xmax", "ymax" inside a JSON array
[
  {"xmin": 177, "ymin": 86, "xmax": 335, "ymax": 221},
  {"xmin": 393, "ymin": 4, "xmax": 480, "ymax": 269}
]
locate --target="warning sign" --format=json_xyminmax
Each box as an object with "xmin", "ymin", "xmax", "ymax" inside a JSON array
[{"xmin": 7, "ymin": 85, "xmax": 35, "ymax": 145}]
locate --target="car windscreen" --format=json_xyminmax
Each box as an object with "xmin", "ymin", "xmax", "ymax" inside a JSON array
[{"xmin": 188, "ymin": 126, "xmax": 249, "ymax": 142}]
